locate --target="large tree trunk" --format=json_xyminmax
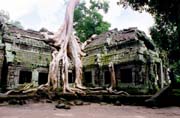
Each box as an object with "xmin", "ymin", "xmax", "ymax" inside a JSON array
[
  {"xmin": 40, "ymin": 0, "xmax": 93, "ymax": 93},
  {"xmin": 45, "ymin": 0, "xmax": 82, "ymax": 93},
  {"xmin": 46, "ymin": 49, "xmax": 59, "ymax": 90},
  {"xmin": 68, "ymin": 35, "xmax": 86, "ymax": 89}
]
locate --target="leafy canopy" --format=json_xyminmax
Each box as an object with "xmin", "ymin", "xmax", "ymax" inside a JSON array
[
  {"xmin": 74, "ymin": 0, "xmax": 111, "ymax": 42},
  {"xmin": 150, "ymin": 15, "xmax": 180, "ymax": 74}
]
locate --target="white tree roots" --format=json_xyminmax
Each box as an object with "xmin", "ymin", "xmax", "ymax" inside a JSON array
[
  {"xmin": 107, "ymin": 62, "xmax": 116, "ymax": 92},
  {"xmin": 41, "ymin": 0, "xmax": 88, "ymax": 93},
  {"xmin": 41, "ymin": 0, "xmax": 117, "ymax": 94}
]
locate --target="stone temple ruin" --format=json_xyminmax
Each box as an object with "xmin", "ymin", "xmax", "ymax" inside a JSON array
[
  {"xmin": 0, "ymin": 22, "xmax": 168, "ymax": 94},
  {"xmin": 83, "ymin": 28, "xmax": 168, "ymax": 94},
  {"xmin": 0, "ymin": 24, "xmax": 51, "ymax": 91}
]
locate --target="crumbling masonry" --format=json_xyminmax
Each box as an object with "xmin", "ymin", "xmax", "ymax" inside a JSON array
[
  {"xmin": 0, "ymin": 23, "xmax": 169, "ymax": 94},
  {"xmin": 83, "ymin": 28, "xmax": 169, "ymax": 94}
]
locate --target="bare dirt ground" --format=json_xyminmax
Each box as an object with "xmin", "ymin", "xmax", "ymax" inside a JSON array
[{"xmin": 0, "ymin": 102, "xmax": 180, "ymax": 118}]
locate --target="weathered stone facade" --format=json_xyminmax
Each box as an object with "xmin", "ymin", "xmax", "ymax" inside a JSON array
[
  {"xmin": 0, "ymin": 22, "xmax": 167, "ymax": 94},
  {"xmin": 0, "ymin": 23, "xmax": 51, "ymax": 91},
  {"xmin": 83, "ymin": 28, "xmax": 166, "ymax": 94}
]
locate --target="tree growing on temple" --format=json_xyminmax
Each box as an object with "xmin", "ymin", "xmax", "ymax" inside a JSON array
[
  {"xmin": 44, "ymin": 0, "xmax": 80, "ymax": 93},
  {"xmin": 40, "ymin": 0, "xmax": 96, "ymax": 94},
  {"xmin": 40, "ymin": 0, "xmax": 113, "ymax": 94}
]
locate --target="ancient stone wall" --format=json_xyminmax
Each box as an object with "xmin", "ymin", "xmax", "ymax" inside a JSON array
[
  {"xmin": 82, "ymin": 28, "xmax": 165, "ymax": 94},
  {"xmin": 1, "ymin": 24, "xmax": 51, "ymax": 89}
]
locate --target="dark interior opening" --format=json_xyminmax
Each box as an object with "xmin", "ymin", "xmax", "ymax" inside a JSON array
[
  {"xmin": 19, "ymin": 71, "xmax": 32, "ymax": 84},
  {"xmin": 1, "ymin": 59, "xmax": 8, "ymax": 92},
  {"xmin": 84, "ymin": 71, "xmax": 92, "ymax": 84},
  {"xmin": 38, "ymin": 72, "xmax": 48, "ymax": 85},
  {"xmin": 68, "ymin": 72, "xmax": 74, "ymax": 83},
  {"xmin": 120, "ymin": 68, "xmax": 132, "ymax": 83},
  {"xmin": 156, "ymin": 63, "xmax": 161, "ymax": 87},
  {"xmin": 104, "ymin": 71, "xmax": 111, "ymax": 84}
]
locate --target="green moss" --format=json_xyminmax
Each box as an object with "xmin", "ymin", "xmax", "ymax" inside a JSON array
[
  {"xmin": 83, "ymin": 55, "xmax": 96, "ymax": 66},
  {"xmin": 100, "ymin": 52, "xmax": 136, "ymax": 65},
  {"xmin": 30, "ymin": 63, "xmax": 39, "ymax": 69},
  {"xmin": 14, "ymin": 56, "xmax": 22, "ymax": 63},
  {"xmin": 13, "ymin": 49, "xmax": 51, "ymax": 67},
  {"xmin": 84, "ymin": 44, "xmax": 104, "ymax": 52},
  {"xmin": 38, "ymin": 54, "xmax": 42, "ymax": 60},
  {"xmin": 100, "ymin": 54, "xmax": 113, "ymax": 65}
]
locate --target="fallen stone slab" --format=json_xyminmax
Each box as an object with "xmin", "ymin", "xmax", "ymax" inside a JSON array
[{"xmin": 55, "ymin": 103, "xmax": 71, "ymax": 110}]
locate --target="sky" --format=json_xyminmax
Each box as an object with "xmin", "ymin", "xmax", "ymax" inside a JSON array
[{"xmin": 0, "ymin": 0, "xmax": 154, "ymax": 35}]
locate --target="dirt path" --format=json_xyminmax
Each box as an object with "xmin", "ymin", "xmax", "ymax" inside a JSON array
[{"xmin": 0, "ymin": 102, "xmax": 180, "ymax": 118}]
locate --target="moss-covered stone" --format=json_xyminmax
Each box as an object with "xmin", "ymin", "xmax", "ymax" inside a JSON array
[{"xmin": 13, "ymin": 49, "xmax": 51, "ymax": 68}]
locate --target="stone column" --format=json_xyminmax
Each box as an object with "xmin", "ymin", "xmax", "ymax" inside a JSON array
[
  {"xmin": 6, "ymin": 63, "xmax": 16, "ymax": 89},
  {"xmin": 99, "ymin": 66, "xmax": 104, "ymax": 86},
  {"xmin": 32, "ymin": 69, "xmax": 39, "ymax": 86},
  {"xmin": 14, "ymin": 67, "xmax": 21, "ymax": 87},
  {"xmin": 132, "ymin": 68, "xmax": 136, "ymax": 86},
  {"xmin": 94, "ymin": 66, "xmax": 100, "ymax": 86},
  {"xmin": 160, "ymin": 61, "xmax": 164, "ymax": 88},
  {"xmin": 91, "ymin": 70, "xmax": 95, "ymax": 86}
]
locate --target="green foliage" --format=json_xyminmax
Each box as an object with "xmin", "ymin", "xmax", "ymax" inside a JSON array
[
  {"xmin": 118, "ymin": 0, "xmax": 180, "ymax": 24},
  {"xmin": 176, "ymin": 75, "xmax": 180, "ymax": 84},
  {"xmin": 150, "ymin": 16, "xmax": 178, "ymax": 52},
  {"xmin": 10, "ymin": 20, "xmax": 23, "ymax": 29},
  {"xmin": 150, "ymin": 16, "xmax": 180, "ymax": 68},
  {"xmin": 149, "ymin": 8, "xmax": 180, "ymax": 76},
  {"xmin": 74, "ymin": 0, "xmax": 111, "ymax": 42},
  {"xmin": 171, "ymin": 60, "xmax": 180, "ymax": 76}
]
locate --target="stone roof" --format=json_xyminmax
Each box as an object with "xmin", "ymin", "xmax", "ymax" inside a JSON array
[
  {"xmin": 1, "ymin": 24, "xmax": 52, "ymax": 49},
  {"xmin": 4, "ymin": 24, "xmax": 44, "ymax": 40},
  {"xmin": 85, "ymin": 27, "xmax": 155, "ymax": 50}
]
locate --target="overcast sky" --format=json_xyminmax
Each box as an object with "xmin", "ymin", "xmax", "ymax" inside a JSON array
[{"xmin": 0, "ymin": 0, "xmax": 154, "ymax": 35}]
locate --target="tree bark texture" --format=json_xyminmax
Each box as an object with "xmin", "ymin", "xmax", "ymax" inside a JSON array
[
  {"xmin": 41, "ymin": 0, "xmax": 94, "ymax": 93},
  {"xmin": 107, "ymin": 62, "xmax": 116, "ymax": 92},
  {"xmin": 45, "ymin": 0, "xmax": 85, "ymax": 93}
]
